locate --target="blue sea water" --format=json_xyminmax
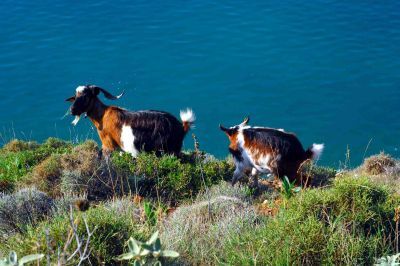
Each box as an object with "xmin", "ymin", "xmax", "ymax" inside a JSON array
[{"xmin": 0, "ymin": 0, "xmax": 399, "ymax": 167}]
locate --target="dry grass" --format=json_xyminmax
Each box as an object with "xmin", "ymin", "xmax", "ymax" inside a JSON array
[
  {"xmin": 20, "ymin": 154, "xmax": 62, "ymax": 197},
  {"xmin": 16, "ymin": 140, "xmax": 128, "ymax": 201},
  {"xmin": 352, "ymin": 153, "xmax": 400, "ymax": 193},
  {"xmin": 1, "ymin": 139, "xmax": 39, "ymax": 153},
  {"xmin": 60, "ymin": 140, "xmax": 130, "ymax": 200},
  {"xmin": 60, "ymin": 140, "xmax": 100, "ymax": 176},
  {"xmin": 362, "ymin": 152, "xmax": 396, "ymax": 175}
]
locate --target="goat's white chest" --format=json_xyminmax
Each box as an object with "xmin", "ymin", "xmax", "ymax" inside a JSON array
[{"xmin": 120, "ymin": 125, "xmax": 138, "ymax": 157}]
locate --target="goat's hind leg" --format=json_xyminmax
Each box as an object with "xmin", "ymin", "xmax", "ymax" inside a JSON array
[{"xmin": 250, "ymin": 167, "xmax": 259, "ymax": 188}]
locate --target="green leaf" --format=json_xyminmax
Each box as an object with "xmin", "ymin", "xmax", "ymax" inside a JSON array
[
  {"xmin": 0, "ymin": 259, "xmax": 10, "ymax": 266},
  {"xmin": 128, "ymin": 238, "xmax": 141, "ymax": 255},
  {"xmin": 139, "ymin": 249, "xmax": 151, "ymax": 256},
  {"xmin": 147, "ymin": 231, "xmax": 159, "ymax": 245},
  {"xmin": 9, "ymin": 252, "xmax": 17, "ymax": 264},
  {"xmin": 393, "ymin": 253, "xmax": 400, "ymax": 261},
  {"xmin": 144, "ymin": 202, "xmax": 153, "ymax": 216},
  {"xmin": 154, "ymin": 238, "xmax": 161, "ymax": 251},
  {"xmin": 293, "ymin": 187, "xmax": 301, "ymax": 193},
  {"xmin": 161, "ymin": 250, "xmax": 179, "ymax": 258},
  {"xmin": 116, "ymin": 253, "xmax": 135, "ymax": 261},
  {"xmin": 152, "ymin": 251, "xmax": 161, "ymax": 258},
  {"xmin": 153, "ymin": 261, "xmax": 162, "ymax": 266},
  {"xmin": 133, "ymin": 259, "xmax": 142, "ymax": 266},
  {"xmin": 18, "ymin": 254, "xmax": 44, "ymax": 266}
]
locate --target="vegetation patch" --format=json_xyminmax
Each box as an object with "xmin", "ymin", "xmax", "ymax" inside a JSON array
[
  {"xmin": 0, "ymin": 138, "xmax": 72, "ymax": 192},
  {"xmin": 0, "ymin": 188, "xmax": 54, "ymax": 237},
  {"xmin": 362, "ymin": 152, "xmax": 396, "ymax": 175},
  {"xmin": 218, "ymin": 175, "xmax": 400, "ymax": 265},
  {"xmin": 1, "ymin": 139, "xmax": 400, "ymax": 265},
  {"xmin": 20, "ymin": 154, "xmax": 62, "ymax": 197},
  {"xmin": 112, "ymin": 152, "xmax": 234, "ymax": 204},
  {"xmin": 160, "ymin": 182, "xmax": 258, "ymax": 265},
  {"xmin": 0, "ymin": 199, "xmax": 149, "ymax": 265},
  {"xmin": 298, "ymin": 161, "xmax": 337, "ymax": 187},
  {"xmin": 1, "ymin": 140, "xmax": 40, "ymax": 153}
]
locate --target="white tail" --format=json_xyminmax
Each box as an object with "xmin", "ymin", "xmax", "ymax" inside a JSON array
[
  {"xmin": 180, "ymin": 108, "xmax": 196, "ymax": 132},
  {"xmin": 180, "ymin": 108, "xmax": 196, "ymax": 123},
  {"xmin": 311, "ymin": 143, "xmax": 324, "ymax": 160}
]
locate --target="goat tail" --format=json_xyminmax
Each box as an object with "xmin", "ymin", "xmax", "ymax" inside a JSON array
[
  {"xmin": 180, "ymin": 108, "xmax": 196, "ymax": 133},
  {"xmin": 305, "ymin": 143, "xmax": 324, "ymax": 161}
]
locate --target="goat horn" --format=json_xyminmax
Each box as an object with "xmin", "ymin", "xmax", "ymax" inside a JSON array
[
  {"xmin": 94, "ymin": 86, "xmax": 124, "ymax": 100},
  {"xmin": 240, "ymin": 116, "xmax": 250, "ymax": 126}
]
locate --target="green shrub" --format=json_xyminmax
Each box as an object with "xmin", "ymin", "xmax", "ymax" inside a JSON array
[
  {"xmin": 298, "ymin": 161, "xmax": 337, "ymax": 187},
  {"xmin": 0, "ymin": 139, "xmax": 72, "ymax": 191},
  {"xmin": 0, "ymin": 151, "xmax": 44, "ymax": 190},
  {"xmin": 1, "ymin": 139, "xmax": 233, "ymax": 201},
  {"xmin": 218, "ymin": 175, "xmax": 399, "ymax": 265},
  {"xmin": 1, "ymin": 201, "xmax": 148, "ymax": 265},
  {"xmin": 112, "ymin": 152, "xmax": 234, "ymax": 203},
  {"xmin": 42, "ymin": 137, "xmax": 71, "ymax": 150}
]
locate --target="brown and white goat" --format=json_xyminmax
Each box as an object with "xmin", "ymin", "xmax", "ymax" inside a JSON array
[
  {"xmin": 220, "ymin": 117, "xmax": 324, "ymax": 186},
  {"xmin": 66, "ymin": 85, "xmax": 195, "ymax": 157}
]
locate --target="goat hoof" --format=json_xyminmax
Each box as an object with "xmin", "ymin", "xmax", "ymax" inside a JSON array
[{"xmin": 97, "ymin": 150, "xmax": 103, "ymax": 160}]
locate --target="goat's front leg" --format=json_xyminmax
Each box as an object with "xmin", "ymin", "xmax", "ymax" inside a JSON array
[
  {"xmin": 232, "ymin": 167, "xmax": 244, "ymax": 186},
  {"xmin": 97, "ymin": 149, "xmax": 103, "ymax": 160},
  {"xmin": 98, "ymin": 148, "xmax": 113, "ymax": 163}
]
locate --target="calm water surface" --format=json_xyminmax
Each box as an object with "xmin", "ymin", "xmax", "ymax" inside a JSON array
[{"xmin": 0, "ymin": 0, "xmax": 399, "ymax": 167}]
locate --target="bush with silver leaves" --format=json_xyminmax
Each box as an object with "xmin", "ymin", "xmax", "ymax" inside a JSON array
[{"xmin": 0, "ymin": 251, "xmax": 43, "ymax": 266}]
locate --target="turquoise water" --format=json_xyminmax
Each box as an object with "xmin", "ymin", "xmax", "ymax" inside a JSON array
[{"xmin": 0, "ymin": 1, "xmax": 399, "ymax": 167}]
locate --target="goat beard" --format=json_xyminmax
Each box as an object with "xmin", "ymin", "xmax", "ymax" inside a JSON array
[
  {"xmin": 72, "ymin": 115, "xmax": 80, "ymax": 126},
  {"xmin": 71, "ymin": 113, "xmax": 88, "ymax": 126}
]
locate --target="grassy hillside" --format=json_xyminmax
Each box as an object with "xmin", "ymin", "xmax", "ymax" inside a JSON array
[{"xmin": 0, "ymin": 138, "xmax": 399, "ymax": 265}]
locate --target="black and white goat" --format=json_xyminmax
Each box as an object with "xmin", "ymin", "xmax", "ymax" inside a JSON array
[
  {"xmin": 220, "ymin": 117, "xmax": 324, "ymax": 186},
  {"xmin": 66, "ymin": 85, "xmax": 195, "ymax": 157}
]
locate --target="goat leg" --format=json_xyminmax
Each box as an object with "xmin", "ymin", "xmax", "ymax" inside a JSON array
[
  {"xmin": 249, "ymin": 167, "xmax": 259, "ymax": 188},
  {"xmin": 232, "ymin": 168, "xmax": 244, "ymax": 186},
  {"xmin": 97, "ymin": 149, "xmax": 103, "ymax": 160}
]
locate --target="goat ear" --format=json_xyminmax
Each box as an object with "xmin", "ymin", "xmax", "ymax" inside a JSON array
[
  {"xmin": 220, "ymin": 125, "xmax": 234, "ymax": 136},
  {"xmin": 65, "ymin": 96, "xmax": 76, "ymax": 102}
]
